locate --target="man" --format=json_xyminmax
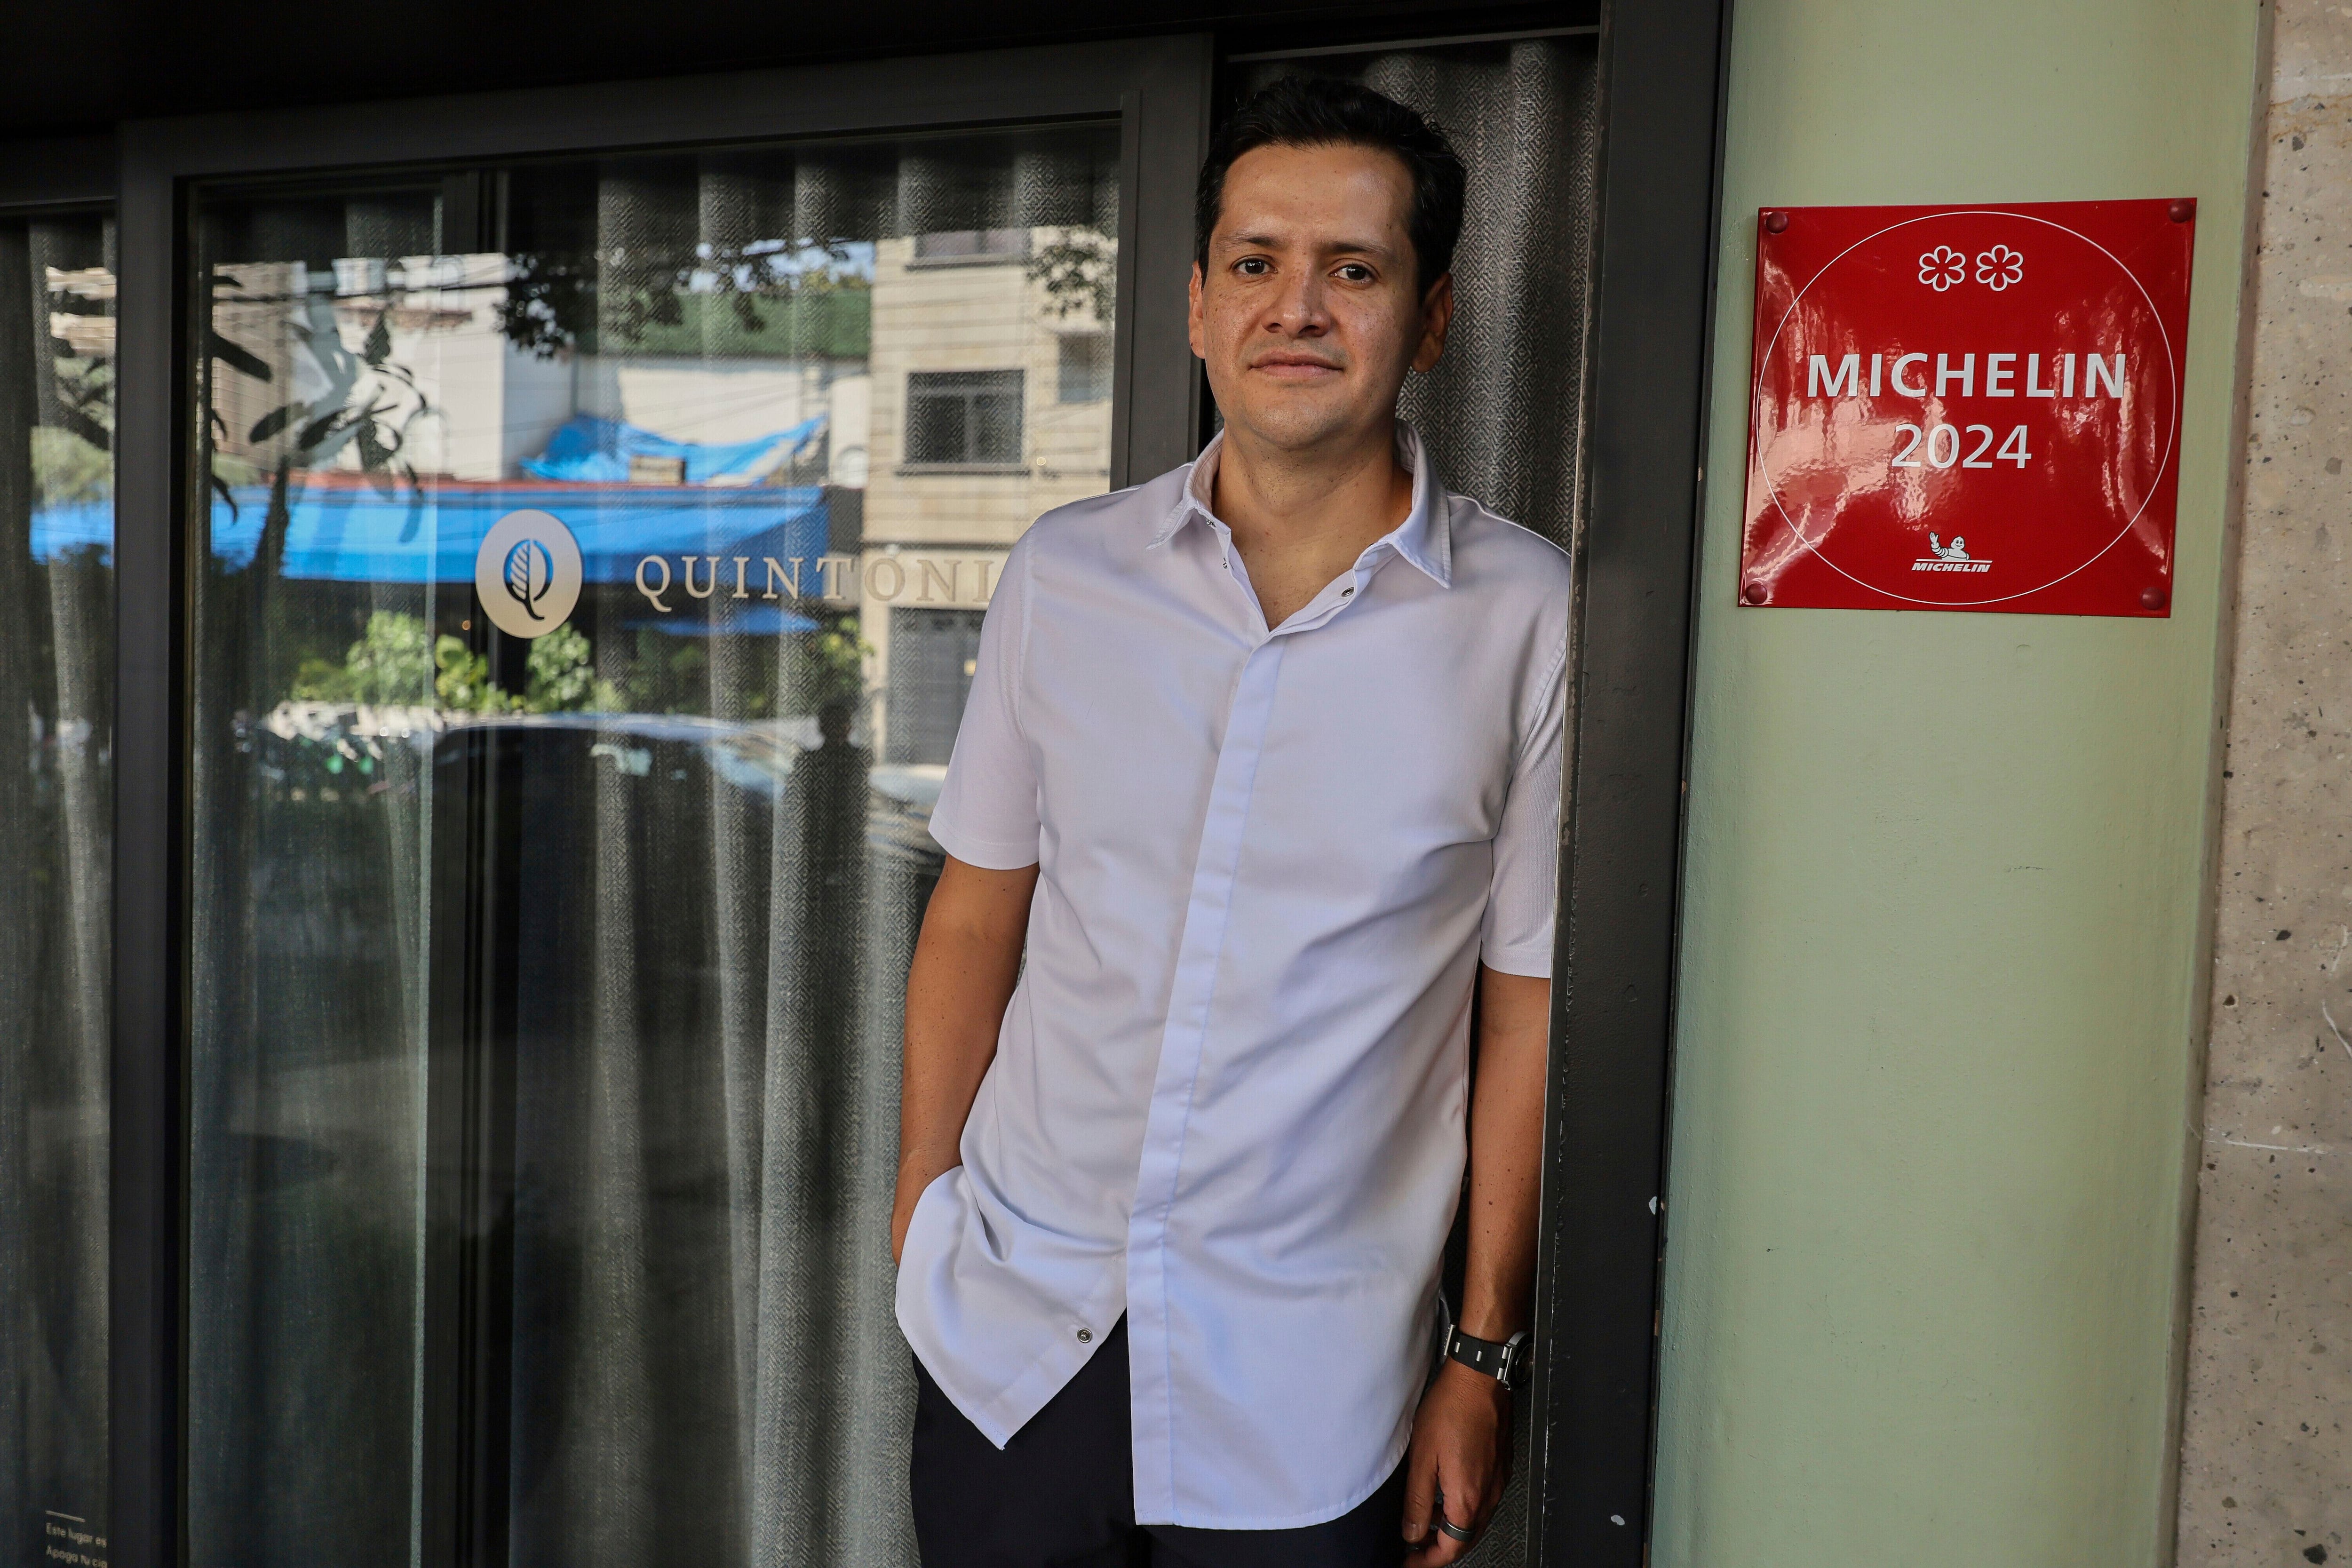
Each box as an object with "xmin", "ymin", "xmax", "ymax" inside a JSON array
[{"xmin": 893, "ymin": 76, "xmax": 1566, "ymax": 1568}]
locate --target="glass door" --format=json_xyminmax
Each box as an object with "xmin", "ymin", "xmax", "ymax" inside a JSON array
[
  {"xmin": 0, "ymin": 206, "xmax": 114, "ymax": 1568},
  {"xmin": 185, "ymin": 126, "xmax": 1121, "ymax": 1568}
]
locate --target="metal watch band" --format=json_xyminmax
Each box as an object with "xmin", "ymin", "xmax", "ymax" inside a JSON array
[{"xmin": 1444, "ymin": 1327, "xmax": 1529, "ymax": 1389}]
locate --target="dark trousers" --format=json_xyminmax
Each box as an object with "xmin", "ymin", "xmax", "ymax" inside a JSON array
[{"xmin": 910, "ymin": 1318, "xmax": 1408, "ymax": 1568}]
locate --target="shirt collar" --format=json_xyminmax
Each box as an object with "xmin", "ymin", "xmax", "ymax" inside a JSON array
[{"xmin": 1149, "ymin": 422, "xmax": 1454, "ymax": 588}]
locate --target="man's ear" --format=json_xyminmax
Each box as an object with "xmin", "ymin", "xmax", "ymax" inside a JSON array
[
  {"xmin": 1187, "ymin": 261, "xmax": 1208, "ymax": 360},
  {"xmin": 1411, "ymin": 271, "xmax": 1454, "ymax": 374}
]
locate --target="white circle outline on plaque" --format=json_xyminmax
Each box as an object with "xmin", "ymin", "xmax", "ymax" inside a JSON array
[
  {"xmin": 475, "ymin": 509, "xmax": 584, "ymax": 638},
  {"xmin": 1750, "ymin": 209, "xmax": 2180, "ymax": 607}
]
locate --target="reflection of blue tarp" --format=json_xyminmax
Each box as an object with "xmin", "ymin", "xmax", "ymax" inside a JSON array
[
  {"xmin": 195, "ymin": 480, "xmax": 828, "ymax": 584},
  {"xmin": 28, "ymin": 501, "xmax": 113, "ymax": 560},
  {"xmin": 628, "ymin": 605, "xmax": 822, "ymax": 637},
  {"xmin": 519, "ymin": 413, "xmax": 825, "ymax": 485}
]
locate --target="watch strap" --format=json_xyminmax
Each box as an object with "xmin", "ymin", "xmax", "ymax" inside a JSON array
[{"xmin": 1443, "ymin": 1326, "xmax": 1529, "ymax": 1389}]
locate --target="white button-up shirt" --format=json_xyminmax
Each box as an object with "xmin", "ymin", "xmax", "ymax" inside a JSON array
[{"xmin": 897, "ymin": 425, "xmax": 1569, "ymax": 1529}]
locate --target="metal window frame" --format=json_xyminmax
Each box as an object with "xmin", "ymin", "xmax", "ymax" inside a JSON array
[
  {"xmin": 0, "ymin": 135, "xmax": 113, "ymax": 210},
  {"xmin": 9, "ymin": 2, "xmax": 1734, "ymax": 1561}
]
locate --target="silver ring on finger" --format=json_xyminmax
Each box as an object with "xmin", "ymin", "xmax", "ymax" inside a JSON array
[{"xmin": 1438, "ymin": 1518, "xmax": 1476, "ymax": 1544}]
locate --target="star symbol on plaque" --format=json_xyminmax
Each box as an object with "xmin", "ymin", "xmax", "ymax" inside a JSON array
[
  {"xmin": 1974, "ymin": 244, "xmax": 2025, "ymax": 290},
  {"xmin": 1917, "ymin": 245, "xmax": 1967, "ymax": 291}
]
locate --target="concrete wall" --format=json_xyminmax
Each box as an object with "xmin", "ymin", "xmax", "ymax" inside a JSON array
[
  {"xmin": 1652, "ymin": 2, "xmax": 2268, "ymax": 1564},
  {"xmin": 2174, "ymin": 2, "xmax": 2352, "ymax": 1562}
]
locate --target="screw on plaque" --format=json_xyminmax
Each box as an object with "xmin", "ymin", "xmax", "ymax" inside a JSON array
[
  {"xmin": 2168, "ymin": 199, "xmax": 2196, "ymax": 223},
  {"xmin": 1741, "ymin": 581, "xmax": 1770, "ymax": 605},
  {"xmin": 1762, "ymin": 210, "xmax": 1790, "ymax": 234},
  {"xmin": 2140, "ymin": 585, "xmax": 2169, "ymax": 611}
]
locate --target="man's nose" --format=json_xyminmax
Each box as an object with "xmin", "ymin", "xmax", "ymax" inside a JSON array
[{"xmin": 1265, "ymin": 268, "xmax": 1330, "ymax": 334}]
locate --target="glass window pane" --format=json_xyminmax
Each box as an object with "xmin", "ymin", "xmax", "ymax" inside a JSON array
[
  {"xmin": 903, "ymin": 369, "xmax": 1024, "ymax": 466},
  {"xmin": 910, "ymin": 227, "xmax": 1028, "ymax": 263},
  {"xmin": 1057, "ymin": 334, "xmax": 1110, "ymax": 405},
  {"xmin": 0, "ymin": 210, "xmax": 114, "ymax": 1567},
  {"xmin": 969, "ymin": 373, "xmax": 1024, "ymax": 464},
  {"xmin": 903, "ymin": 375, "xmax": 970, "ymax": 464},
  {"xmin": 187, "ymin": 123, "xmax": 1120, "ymax": 1568},
  {"xmin": 882, "ymin": 607, "xmax": 984, "ymax": 766}
]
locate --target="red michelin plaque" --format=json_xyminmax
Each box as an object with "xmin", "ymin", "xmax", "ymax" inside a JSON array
[{"xmin": 1740, "ymin": 199, "xmax": 2195, "ymax": 615}]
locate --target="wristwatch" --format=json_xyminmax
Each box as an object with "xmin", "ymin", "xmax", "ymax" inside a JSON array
[{"xmin": 1443, "ymin": 1326, "xmax": 1530, "ymax": 1389}]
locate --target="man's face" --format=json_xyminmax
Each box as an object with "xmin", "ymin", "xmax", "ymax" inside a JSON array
[{"xmin": 1189, "ymin": 141, "xmax": 1452, "ymax": 454}]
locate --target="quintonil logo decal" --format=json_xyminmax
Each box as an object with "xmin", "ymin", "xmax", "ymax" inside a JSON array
[
  {"xmin": 1913, "ymin": 533, "xmax": 1991, "ymax": 574},
  {"xmin": 504, "ymin": 537, "xmax": 556, "ymax": 621},
  {"xmin": 475, "ymin": 510, "xmax": 584, "ymax": 638}
]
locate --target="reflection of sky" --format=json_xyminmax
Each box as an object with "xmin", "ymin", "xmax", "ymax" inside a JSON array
[{"xmin": 703, "ymin": 239, "xmax": 876, "ymax": 291}]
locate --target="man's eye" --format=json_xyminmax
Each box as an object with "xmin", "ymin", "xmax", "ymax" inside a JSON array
[
  {"xmin": 1235, "ymin": 258, "xmax": 1271, "ymax": 275},
  {"xmin": 1335, "ymin": 264, "xmax": 1375, "ymax": 282}
]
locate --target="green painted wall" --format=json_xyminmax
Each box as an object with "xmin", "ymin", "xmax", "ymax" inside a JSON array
[{"xmin": 1652, "ymin": 3, "xmax": 2269, "ymax": 1564}]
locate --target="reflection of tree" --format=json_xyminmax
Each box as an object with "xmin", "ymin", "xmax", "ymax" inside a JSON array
[
  {"xmin": 213, "ymin": 268, "xmax": 435, "ymax": 513},
  {"xmin": 501, "ymin": 242, "xmax": 870, "ymax": 361},
  {"xmin": 1026, "ymin": 229, "xmax": 1114, "ymax": 324},
  {"xmin": 808, "ymin": 614, "xmax": 873, "ymax": 708},
  {"xmin": 290, "ymin": 610, "xmax": 620, "ymax": 714}
]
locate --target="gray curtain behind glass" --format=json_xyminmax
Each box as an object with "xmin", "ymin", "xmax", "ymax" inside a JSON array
[
  {"xmin": 1237, "ymin": 40, "xmax": 1600, "ymax": 1567},
  {"xmin": 0, "ymin": 213, "xmax": 113, "ymax": 1568},
  {"xmin": 187, "ymin": 131, "xmax": 1117, "ymax": 1568}
]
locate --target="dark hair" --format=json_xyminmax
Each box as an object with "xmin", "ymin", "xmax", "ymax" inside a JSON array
[{"xmin": 1194, "ymin": 77, "xmax": 1467, "ymax": 293}]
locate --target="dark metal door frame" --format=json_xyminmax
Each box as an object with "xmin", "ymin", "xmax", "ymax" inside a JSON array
[
  {"xmin": 0, "ymin": 2, "xmax": 1733, "ymax": 1561},
  {"xmin": 1526, "ymin": 0, "xmax": 1731, "ymax": 1562}
]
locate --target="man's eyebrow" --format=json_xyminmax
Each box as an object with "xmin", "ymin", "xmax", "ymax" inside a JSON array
[{"xmin": 1214, "ymin": 231, "xmax": 1400, "ymax": 258}]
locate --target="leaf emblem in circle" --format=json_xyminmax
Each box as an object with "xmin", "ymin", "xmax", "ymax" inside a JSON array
[
  {"xmin": 1917, "ymin": 246, "xmax": 1967, "ymax": 291},
  {"xmin": 504, "ymin": 537, "xmax": 555, "ymax": 621}
]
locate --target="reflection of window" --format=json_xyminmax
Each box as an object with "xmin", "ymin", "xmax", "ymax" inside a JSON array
[
  {"xmin": 905, "ymin": 370, "xmax": 1024, "ymax": 466},
  {"xmin": 1057, "ymin": 334, "xmax": 1111, "ymax": 404},
  {"xmin": 887, "ymin": 607, "xmax": 987, "ymax": 765},
  {"xmin": 911, "ymin": 227, "xmax": 1029, "ymax": 264}
]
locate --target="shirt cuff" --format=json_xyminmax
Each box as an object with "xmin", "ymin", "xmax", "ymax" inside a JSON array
[
  {"xmin": 928, "ymin": 807, "xmax": 1041, "ymax": 871},
  {"xmin": 1479, "ymin": 939, "xmax": 1556, "ymax": 979}
]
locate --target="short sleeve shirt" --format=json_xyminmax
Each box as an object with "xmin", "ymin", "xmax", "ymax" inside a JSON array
[{"xmin": 897, "ymin": 424, "xmax": 1570, "ymax": 1529}]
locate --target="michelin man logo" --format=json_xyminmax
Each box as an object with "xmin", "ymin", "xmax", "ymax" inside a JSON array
[
  {"xmin": 1912, "ymin": 532, "xmax": 1992, "ymax": 574},
  {"xmin": 475, "ymin": 510, "xmax": 583, "ymax": 638}
]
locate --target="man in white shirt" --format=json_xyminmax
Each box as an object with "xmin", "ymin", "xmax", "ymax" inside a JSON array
[{"xmin": 891, "ymin": 76, "xmax": 1567, "ymax": 1568}]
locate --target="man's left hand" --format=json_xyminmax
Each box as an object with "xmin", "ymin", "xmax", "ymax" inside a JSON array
[{"xmin": 1400, "ymin": 1360, "xmax": 1513, "ymax": 1564}]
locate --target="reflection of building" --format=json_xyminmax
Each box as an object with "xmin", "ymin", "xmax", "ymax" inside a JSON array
[
  {"xmin": 201, "ymin": 227, "xmax": 1115, "ymax": 767},
  {"xmin": 858, "ymin": 227, "xmax": 1114, "ymax": 764},
  {"xmin": 210, "ymin": 253, "xmax": 871, "ymax": 491}
]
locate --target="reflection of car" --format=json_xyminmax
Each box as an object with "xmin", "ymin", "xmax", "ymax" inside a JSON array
[{"xmin": 866, "ymin": 763, "xmax": 949, "ymax": 872}]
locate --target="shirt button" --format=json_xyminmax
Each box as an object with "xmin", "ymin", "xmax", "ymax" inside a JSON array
[
  {"xmin": 1342, "ymin": 586, "xmax": 1354, "ymax": 597},
  {"xmin": 1075, "ymin": 1327, "xmax": 1093, "ymax": 1344}
]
